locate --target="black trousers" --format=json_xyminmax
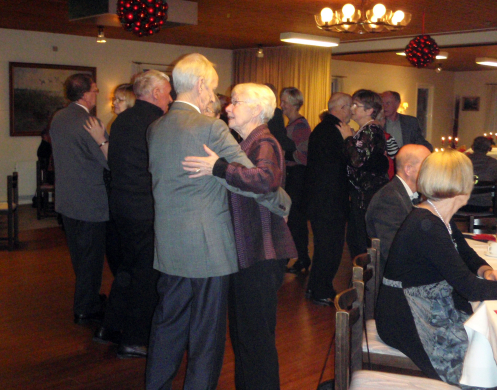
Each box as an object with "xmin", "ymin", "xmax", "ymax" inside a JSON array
[
  {"xmin": 286, "ymin": 165, "xmax": 310, "ymax": 264},
  {"xmin": 346, "ymin": 192, "xmax": 371, "ymax": 259},
  {"xmin": 146, "ymin": 273, "xmax": 229, "ymax": 390},
  {"xmin": 102, "ymin": 215, "xmax": 158, "ymax": 346},
  {"xmin": 105, "ymin": 216, "xmax": 121, "ymax": 276},
  {"xmin": 228, "ymin": 259, "xmax": 287, "ymax": 390},
  {"xmin": 62, "ymin": 215, "xmax": 106, "ymax": 316},
  {"xmin": 307, "ymin": 214, "xmax": 347, "ymax": 299}
]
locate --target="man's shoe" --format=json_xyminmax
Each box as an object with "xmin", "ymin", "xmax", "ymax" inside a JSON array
[
  {"xmin": 74, "ymin": 311, "xmax": 104, "ymax": 325},
  {"xmin": 93, "ymin": 326, "xmax": 122, "ymax": 345},
  {"xmin": 117, "ymin": 344, "xmax": 147, "ymax": 359}
]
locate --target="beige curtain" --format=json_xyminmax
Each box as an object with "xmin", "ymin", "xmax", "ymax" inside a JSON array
[{"xmin": 233, "ymin": 46, "xmax": 332, "ymax": 130}]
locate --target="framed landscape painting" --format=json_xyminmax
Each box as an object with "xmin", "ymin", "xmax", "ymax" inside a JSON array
[
  {"xmin": 9, "ymin": 62, "xmax": 96, "ymax": 136},
  {"xmin": 462, "ymin": 96, "xmax": 480, "ymax": 112}
]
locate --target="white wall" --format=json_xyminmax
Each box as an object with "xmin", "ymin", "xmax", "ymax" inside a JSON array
[
  {"xmin": 0, "ymin": 28, "xmax": 232, "ymax": 201},
  {"xmin": 331, "ymin": 59, "xmax": 455, "ymax": 149},
  {"xmin": 454, "ymin": 69, "xmax": 497, "ymax": 149}
]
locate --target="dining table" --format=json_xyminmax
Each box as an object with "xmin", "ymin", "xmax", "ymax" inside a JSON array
[{"xmin": 460, "ymin": 235, "xmax": 497, "ymax": 387}]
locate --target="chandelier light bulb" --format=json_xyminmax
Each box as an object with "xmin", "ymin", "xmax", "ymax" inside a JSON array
[
  {"xmin": 321, "ymin": 7, "xmax": 334, "ymax": 23},
  {"xmin": 372, "ymin": 4, "xmax": 386, "ymax": 18},
  {"xmin": 392, "ymin": 10, "xmax": 405, "ymax": 25},
  {"xmin": 342, "ymin": 4, "xmax": 355, "ymax": 20}
]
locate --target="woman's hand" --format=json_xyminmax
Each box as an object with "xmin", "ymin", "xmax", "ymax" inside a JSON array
[
  {"xmin": 478, "ymin": 265, "xmax": 497, "ymax": 281},
  {"xmin": 337, "ymin": 122, "xmax": 354, "ymax": 139},
  {"xmin": 84, "ymin": 117, "xmax": 107, "ymax": 144},
  {"xmin": 182, "ymin": 144, "xmax": 219, "ymax": 178}
]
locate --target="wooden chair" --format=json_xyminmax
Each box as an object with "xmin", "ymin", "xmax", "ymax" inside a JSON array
[
  {"xmin": 36, "ymin": 160, "xmax": 56, "ymax": 220},
  {"xmin": 324, "ymin": 284, "xmax": 459, "ymax": 390},
  {"xmin": 0, "ymin": 173, "xmax": 19, "ymax": 250},
  {"xmin": 352, "ymin": 249, "xmax": 420, "ymax": 371},
  {"xmin": 454, "ymin": 181, "xmax": 497, "ymax": 233}
]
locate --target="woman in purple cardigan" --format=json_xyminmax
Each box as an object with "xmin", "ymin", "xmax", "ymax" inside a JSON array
[{"xmin": 183, "ymin": 83, "xmax": 297, "ymax": 390}]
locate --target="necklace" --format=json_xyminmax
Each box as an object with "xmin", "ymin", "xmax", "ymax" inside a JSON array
[{"xmin": 427, "ymin": 199, "xmax": 457, "ymax": 249}]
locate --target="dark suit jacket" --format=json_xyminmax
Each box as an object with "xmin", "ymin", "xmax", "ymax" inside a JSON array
[
  {"xmin": 304, "ymin": 113, "xmax": 349, "ymax": 220},
  {"xmin": 398, "ymin": 114, "xmax": 433, "ymax": 151},
  {"xmin": 50, "ymin": 102, "xmax": 109, "ymax": 222},
  {"xmin": 366, "ymin": 175, "xmax": 412, "ymax": 275},
  {"xmin": 147, "ymin": 102, "xmax": 290, "ymax": 278}
]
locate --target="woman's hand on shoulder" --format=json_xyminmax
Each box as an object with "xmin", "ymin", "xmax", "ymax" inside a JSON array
[
  {"xmin": 84, "ymin": 117, "xmax": 107, "ymax": 144},
  {"xmin": 182, "ymin": 144, "xmax": 219, "ymax": 178}
]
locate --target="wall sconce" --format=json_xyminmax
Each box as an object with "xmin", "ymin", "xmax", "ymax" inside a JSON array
[
  {"xmin": 97, "ymin": 26, "xmax": 106, "ymax": 43},
  {"xmin": 257, "ymin": 45, "xmax": 264, "ymax": 58}
]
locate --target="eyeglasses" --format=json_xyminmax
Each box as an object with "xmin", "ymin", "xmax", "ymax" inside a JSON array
[
  {"xmin": 351, "ymin": 103, "xmax": 365, "ymax": 109},
  {"xmin": 113, "ymin": 97, "xmax": 126, "ymax": 103},
  {"xmin": 232, "ymin": 99, "xmax": 248, "ymax": 107},
  {"xmin": 474, "ymin": 175, "xmax": 479, "ymax": 185}
]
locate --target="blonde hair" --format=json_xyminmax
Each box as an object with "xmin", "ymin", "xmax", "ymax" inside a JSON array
[
  {"xmin": 232, "ymin": 83, "xmax": 276, "ymax": 123},
  {"xmin": 172, "ymin": 53, "xmax": 217, "ymax": 94},
  {"xmin": 114, "ymin": 83, "xmax": 136, "ymax": 108},
  {"xmin": 133, "ymin": 70, "xmax": 170, "ymax": 98},
  {"xmin": 417, "ymin": 149, "xmax": 474, "ymax": 200}
]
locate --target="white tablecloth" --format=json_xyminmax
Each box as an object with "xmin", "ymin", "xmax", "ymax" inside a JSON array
[
  {"xmin": 460, "ymin": 301, "xmax": 497, "ymax": 387},
  {"xmin": 461, "ymin": 237, "xmax": 497, "ymax": 387}
]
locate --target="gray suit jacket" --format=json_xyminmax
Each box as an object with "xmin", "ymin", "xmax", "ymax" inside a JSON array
[
  {"xmin": 399, "ymin": 114, "xmax": 433, "ymax": 151},
  {"xmin": 366, "ymin": 175, "xmax": 412, "ymax": 276},
  {"xmin": 147, "ymin": 102, "xmax": 291, "ymax": 278},
  {"xmin": 50, "ymin": 103, "xmax": 109, "ymax": 222}
]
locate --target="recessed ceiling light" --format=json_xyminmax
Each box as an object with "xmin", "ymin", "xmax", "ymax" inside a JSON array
[
  {"xmin": 476, "ymin": 57, "xmax": 497, "ymax": 67},
  {"xmin": 280, "ymin": 32, "xmax": 339, "ymax": 48}
]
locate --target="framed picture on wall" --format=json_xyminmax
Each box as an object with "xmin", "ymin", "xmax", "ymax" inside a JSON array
[
  {"xmin": 462, "ymin": 96, "xmax": 480, "ymax": 112},
  {"xmin": 9, "ymin": 62, "xmax": 96, "ymax": 137}
]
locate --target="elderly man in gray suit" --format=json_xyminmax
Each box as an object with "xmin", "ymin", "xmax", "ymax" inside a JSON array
[
  {"xmin": 145, "ymin": 54, "xmax": 291, "ymax": 390},
  {"xmin": 366, "ymin": 144, "xmax": 431, "ymax": 278},
  {"xmin": 50, "ymin": 74, "xmax": 109, "ymax": 325}
]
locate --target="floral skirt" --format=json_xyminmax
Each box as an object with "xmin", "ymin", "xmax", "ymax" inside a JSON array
[{"xmin": 404, "ymin": 280, "xmax": 470, "ymax": 387}]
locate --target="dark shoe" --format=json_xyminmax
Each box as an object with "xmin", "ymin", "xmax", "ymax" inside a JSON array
[
  {"xmin": 74, "ymin": 310, "xmax": 104, "ymax": 325},
  {"xmin": 286, "ymin": 259, "xmax": 311, "ymax": 274},
  {"xmin": 117, "ymin": 344, "xmax": 147, "ymax": 359},
  {"xmin": 93, "ymin": 326, "xmax": 122, "ymax": 345}
]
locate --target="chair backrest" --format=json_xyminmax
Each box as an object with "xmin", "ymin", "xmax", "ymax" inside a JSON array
[
  {"xmin": 7, "ymin": 172, "xmax": 18, "ymax": 211},
  {"xmin": 334, "ymin": 281, "xmax": 365, "ymax": 390},
  {"xmin": 468, "ymin": 180, "xmax": 497, "ymax": 215},
  {"xmin": 352, "ymin": 243, "xmax": 379, "ymax": 321}
]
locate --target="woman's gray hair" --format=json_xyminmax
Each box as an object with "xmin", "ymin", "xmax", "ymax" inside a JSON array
[
  {"xmin": 280, "ymin": 87, "xmax": 304, "ymax": 110},
  {"xmin": 172, "ymin": 53, "xmax": 217, "ymax": 94},
  {"xmin": 417, "ymin": 149, "xmax": 474, "ymax": 201},
  {"xmin": 232, "ymin": 83, "xmax": 276, "ymax": 124},
  {"xmin": 133, "ymin": 70, "xmax": 170, "ymax": 99}
]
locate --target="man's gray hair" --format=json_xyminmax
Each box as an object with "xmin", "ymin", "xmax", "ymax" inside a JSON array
[
  {"xmin": 133, "ymin": 70, "xmax": 170, "ymax": 99},
  {"xmin": 328, "ymin": 92, "xmax": 351, "ymax": 113},
  {"xmin": 172, "ymin": 53, "xmax": 217, "ymax": 95}
]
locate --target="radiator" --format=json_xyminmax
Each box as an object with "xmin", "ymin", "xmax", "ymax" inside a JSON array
[{"xmin": 15, "ymin": 160, "xmax": 37, "ymax": 205}]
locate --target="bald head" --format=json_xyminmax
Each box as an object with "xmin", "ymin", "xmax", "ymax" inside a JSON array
[
  {"xmin": 396, "ymin": 144, "xmax": 431, "ymax": 192},
  {"xmin": 328, "ymin": 92, "xmax": 352, "ymax": 124}
]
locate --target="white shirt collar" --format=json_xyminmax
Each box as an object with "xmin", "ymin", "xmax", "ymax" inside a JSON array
[
  {"xmin": 176, "ymin": 100, "xmax": 201, "ymax": 114},
  {"xmin": 396, "ymin": 175, "xmax": 417, "ymax": 199},
  {"xmin": 74, "ymin": 102, "xmax": 89, "ymax": 113}
]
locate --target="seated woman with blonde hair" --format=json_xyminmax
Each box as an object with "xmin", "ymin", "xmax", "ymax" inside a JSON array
[{"xmin": 376, "ymin": 149, "xmax": 497, "ymax": 387}]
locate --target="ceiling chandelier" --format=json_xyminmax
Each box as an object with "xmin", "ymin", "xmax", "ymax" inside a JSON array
[{"xmin": 315, "ymin": 0, "xmax": 411, "ymax": 34}]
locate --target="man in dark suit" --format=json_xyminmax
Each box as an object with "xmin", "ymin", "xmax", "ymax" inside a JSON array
[
  {"xmin": 50, "ymin": 74, "xmax": 109, "ymax": 325},
  {"xmin": 305, "ymin": 92, "xmax": 353, "ymax": 306},
  {"xmin": 381, "ymin": 91, "xmax": 433, "ymax": 151},
  {"xmin": 145, "ymin": 53, "xmax": 291, "ymax": 390},
  {"xmin": 366, "ymin": 144, "xmax": 431, "ymax": 277},
  {"xmin": 90, "ymin": 70, "xmax": 173, "ymax": 359}
]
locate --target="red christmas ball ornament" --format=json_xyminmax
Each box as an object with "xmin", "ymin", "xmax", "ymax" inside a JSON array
[
  {"xmin": 117, "ymin": 0, "xmax": 168, "ymax": 37},
  {"xmin": 404, "ymin": 35, "xmax": 440, "ymax": 68}
]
